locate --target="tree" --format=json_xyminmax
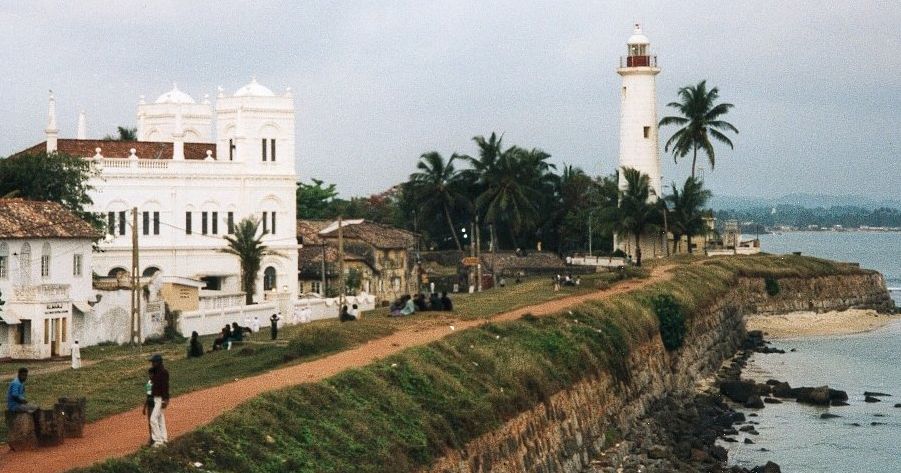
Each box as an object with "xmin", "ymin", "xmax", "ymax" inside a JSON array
[
  {"xmin": 296, "ymin": 178, "xmax": 339, "ymax": 219},
  {"xmin": 0, "ymin": 151, "xmax": 99, "ymax": 227},
  {"xmin": 659, "ymin": 80, "xmax": 738, "ymax": 178},
  {"xmin": 407, "ymin": 152, "xmax": 471, "ymax": 250},
  {"xmin": 103, "ymin": 126, "xmax": 137, "ymax": 141},
  {"xmin": 220, "ymin": 218, "xmax": 279, "ymax": 305},
  {"xmin": 602, "ymin": 168, "xmax": 661, "ymax": 266},
  {"xmin": 665, "ymin": 176, "xmax": 712, "ymax": 253}
]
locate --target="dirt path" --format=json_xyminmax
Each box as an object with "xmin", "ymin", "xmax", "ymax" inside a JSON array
[{"xmin": 1, "ymin": 266, "xmax": 673, "ymax": 472}]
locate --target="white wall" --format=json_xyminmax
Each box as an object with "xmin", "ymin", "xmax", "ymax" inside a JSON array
[
  {"xmin": 72, "ymin": 288, "xmax": 166, "ymax": 347},
  {"xmin": 617, "ymin": 64, "xmax": 662, "ymax": 196}
]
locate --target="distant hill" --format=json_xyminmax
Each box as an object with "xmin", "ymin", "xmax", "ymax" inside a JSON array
[{"xmin": 710, "ymin": 193, "xmax": 901, "ymax": 211}]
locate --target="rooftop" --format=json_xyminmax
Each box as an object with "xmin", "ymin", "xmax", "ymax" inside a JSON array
[
  {"xmin": 0, "ymin": 198, "xmax": 101, "ymax": 240},
  {"xmin": 15, "ymin": 139, "xmax": 216, "ymax": 160}
]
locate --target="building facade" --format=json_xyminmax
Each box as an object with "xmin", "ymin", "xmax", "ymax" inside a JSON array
[
  {"xmin": 0, "ymin": 199, "xmax": 99, "ymax": 359},
  {"xmin": 17, "ymin": 79, "xmax": 299, "ymax": 303}
]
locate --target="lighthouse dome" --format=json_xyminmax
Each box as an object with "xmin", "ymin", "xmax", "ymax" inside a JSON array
[{"xmin": 627, "ymin": 24, "xmax": 649, "ymax": 45}]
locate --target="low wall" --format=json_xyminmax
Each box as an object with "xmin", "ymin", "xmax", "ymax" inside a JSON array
[
  {"xmin": 426, "ymin": 272, "xmax": 893, "ymax": 473},
  {"xmin": 73, "ymin": 289, "xmax": 166, "ymax": 347}
]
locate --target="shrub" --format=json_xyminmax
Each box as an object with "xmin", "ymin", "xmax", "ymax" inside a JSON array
[
  {"xmin": 651, "ymin": 294, "xmax": 686, "ymax": 351},
  {"xmin": 764, "ymin": 276, "xmax": 780, "ymax": 296}
]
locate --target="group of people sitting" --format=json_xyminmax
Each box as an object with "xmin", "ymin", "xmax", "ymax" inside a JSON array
[
  {"xmin": 389, "ymin": 292, "xmax": 453, "ymax": 316},
  {"xmin": 210, "ymin": 322, "xmax": 252, "ymax": 351},
  {"xmin": 339, "ymin": 304, "xmax": 360, "ymax": 322}
]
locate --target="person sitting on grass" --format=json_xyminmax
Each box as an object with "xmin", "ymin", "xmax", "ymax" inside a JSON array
[
  {"xmin": 187, "ymin": 331, "xmax": 204, "ymax": 358},
  {"xmin": 429, "ymin": 292, "xmax": 441, "ymax": 310},
  {"xmin": 414, "ymin": 293, "xmax": 428, "ymax": 312},
  {"xmin": 212, "ymin": 325, "xmax": 232, "ymax": 351},
  {"xmin": 440, "ymin": 291, "xmax": 453, "ymax": 311},
  {"xmin": 339, "ymin": 304, "xmax": 356, "ymax": 322},
  {"xmin": 230, "ymin": 322, "xmax": 245, "ymax": 342},
  {"xmin": 401, "ymin": 295, "xmax": 416, "ymax": 316},
  {"xmin": 389, "ymin": 297, "xmax": 404, "ymax": 317},
  {"xmin": 349, "ymin": 304, "xmax": 360, "ymax": 320}
]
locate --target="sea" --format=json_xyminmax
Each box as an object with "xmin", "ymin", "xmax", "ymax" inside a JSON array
[{"xmin": 726, "ymin": 231, "xmax": 901, "ymax": 472}]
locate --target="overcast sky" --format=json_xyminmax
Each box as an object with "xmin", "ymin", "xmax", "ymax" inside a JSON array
[{"xmin": 1, "ymin": 1, "xmax": 898, "ymax": 199}]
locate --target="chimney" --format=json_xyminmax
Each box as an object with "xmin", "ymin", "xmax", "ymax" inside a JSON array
[{"xmin": 45, "ymin": 90, "xmax": 59, "ymax": 153}]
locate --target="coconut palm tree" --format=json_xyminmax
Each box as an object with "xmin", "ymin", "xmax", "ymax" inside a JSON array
[
  {"xmin": 659, "ymin": 80, "xmax": 738, "ymax": 178},
  {"xmin": 602, "ymin": 167, "xmax": 661, "ymax": 266},
  {"xmin": 221, "ymin": 218, "xmax": 279, "ymax": 305},
  {"xmin": 665, "ymin": 176, "xmax": 712, "ymax": 253},
  {"xmin": 407, "ymin": 151, "xmax": 471, "ymax": 250}
]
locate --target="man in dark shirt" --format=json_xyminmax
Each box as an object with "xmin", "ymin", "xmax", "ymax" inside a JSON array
[{"xmin": 148, "ymin": 354, "xmax": 170, "ymax": 447}]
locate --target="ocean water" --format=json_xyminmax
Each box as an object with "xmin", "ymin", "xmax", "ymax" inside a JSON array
[{"xmin": 727, "ymin": 231, "xmax": 901, "ymax": 472}]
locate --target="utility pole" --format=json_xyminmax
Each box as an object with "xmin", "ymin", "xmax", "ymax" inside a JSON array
[
  {"xmin": 475, "ymin": 215, "xmax": 481, "ymax": 292},
  {"xmin": 130, "ymin": 207, "xmax": 141, "ymax": 347},
  {"xmin": 588, "ymin": 213, "xmax": 593, "ymax": 256},
  {"xmin": 469, "ymin": 220, "xmax": 476, "ymax": 291},
  {"xmin": 320, "ymin": 243, "xmax": 327, "ymax": 296},
  {"xmin": 337, "ymin": 216, "xmax": 345, "ymax": 307},
  {"xmin": 662, "ymin": 202, "xmax": 670, "ymax": 257}
]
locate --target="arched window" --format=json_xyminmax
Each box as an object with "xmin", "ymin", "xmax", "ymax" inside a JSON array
[
  {"xmin": 0, "ymin": 242, "xmax": 8, "ymax": 279},
  {"xmin": 19, "ymin": 242, "xmax": 32, "ymax": 285},
  {"xmin": 263, "ymin": 266, "xmax": 277, "ymax": 291},
  {"xmin": 41, "ymin": 242, "xmax": 52, "ymax": 278},
  {"xmin": 142, "ymin": 266, "xmax": 161, "ymax": 277},
  {"xmin": 108, "ymin": 267, "xmax": 128, "ymax": 280}
]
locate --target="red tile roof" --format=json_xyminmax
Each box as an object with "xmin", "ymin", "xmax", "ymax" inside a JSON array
[
  {"xmin": 14, "ymin": 139, "xmax": 216, "ymax": 160},
  {"xmin": 320, "ymin": 221, "xmax": 416, "ymax": 249},
  {"xmin": 0, "ymin": 198, "xmax": 101, "ymax": 239}
]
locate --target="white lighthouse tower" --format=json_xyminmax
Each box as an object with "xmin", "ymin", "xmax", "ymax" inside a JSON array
[{"xmin": 617, "ymin": 23, "xmax": 661, "ymax": 197}]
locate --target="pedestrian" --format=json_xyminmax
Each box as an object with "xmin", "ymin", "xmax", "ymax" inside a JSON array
[
  {"xmin": 251, "ymin": 316, "xmax": 261, "ymax": 333},
  {"xmin": 270, "ymin": 313, "xmax": 280, "ymax": 340},
  {"xmin": 6, "ymin": 368, "xmax": 36, "ymax": 414},
  {"xmin": 147, "ymin": 354, "xmax": 170, "ymax": 447},
  {"xmin": 440, "ymin": 291, "xmax": 453, "ymax": 311},
  {"xmin": 141, "ymin": 368, "xmax": 154, "ymax": 446},
  {"xmin": 187, "ymin": 331, "xmax": 204, "ymax": 358},
  {"xmin": 71, "ymin": 340, "xmax": 82, "ymax": 369},
  {"xmin": 349, "ymin": 303, "xmax": 360, "ymax": 320}
]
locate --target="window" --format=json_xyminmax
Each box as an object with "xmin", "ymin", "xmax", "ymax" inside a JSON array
[
  {"xmin": 212, "ymin": 211, "xmax": 218, "ymax": 235},
  {"xmin": 270, "ymin": 139, "xmax": 276, "ymax": 162},
  {"xmin": 17, "ymin": 320, "xmax": 31, "ymax": 344},
  {"xmin": 0, "ymin": 242, "xmax": 8, "ymax": 279},
  {"xmin": 392, "ymin": 277, "xmax": 401, "ymax": 291},
  {"xmin": 227, "ymin": 212, "xmax": 234, "ymax": 234},
  {"xmin": 263, "ymin": 266, "xmax": 277, "ymax": 291},
  {"xmin": 262, "ymin": 211, "xmax": 268, "ymax": 234},
  {"xmin": 153, "ymin": 212, "xmax": 160, "ymax": 235},
  {"xmin": 311, "ymin": 281, "xmax": 321, "ymax": 295},
  {"xmin": 118, "ymin": 211, "xmax": 126, "ymax": 236},
  {"xmin": 643, "ymin": 126, "xmax": 650, "ymax": 139},
  {"xmin": 200, "ymin": 276, "xmax": 221, "ymax": 291},
  {"xmin": 73, "ymin": 254, "xmax": 83, "ymax": 277},
  {"xmin": 202, "ymin": 212, "xmax": 209, "ymax": 235},
  {"xmin": 186, "ymin": 212, "xmax": 192, "ymax": 234},
  {"xmin": 261, "ymin": 139, "xmax": 267, "ymax": 161},
  {"xmin": 107, "ymin": 211, "xmax": 115, "ymax": 235},
  {"xmin": 271, "ymin": 212, "xmax": 277, "ymax": 234},
  {"xmin": 142, "ymin": 211, "xmax": 150, "ymax": 235},
  {"xmin": 40, "ymin": 242, "xmax": 51, "ymax": 278},
  {"xmin": 228, "ymin": 139, "xmax": 234, "ymax": 161}
]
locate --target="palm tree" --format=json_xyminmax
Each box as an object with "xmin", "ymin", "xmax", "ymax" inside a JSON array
[
  {"xmin": 220, "ymin": 218, "xmax": 279, "ymax": 304},
  {"xmin": 665, "ymin": 176, "xmax": 712, "ymax": 254},
  {"xmin": 602, "ymin": 168, "xmax": 661, "ymax": 266},
  {"xmin": 659, "ymin": 80, "xmax": 738, "ymax": 178},
  {"xmin": 407, "ymin": 151, "xmax": 471, "ymax": 250}
]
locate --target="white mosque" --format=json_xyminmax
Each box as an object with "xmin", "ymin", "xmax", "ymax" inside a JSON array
[{"xmin": 17, "ymin": 78, "xmax": 299, "ymax": 302}]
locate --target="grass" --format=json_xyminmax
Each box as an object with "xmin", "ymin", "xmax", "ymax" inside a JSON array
[
  {"xmin": 71, "ymin": 255, "xmax": 859, "ymax": 473},
  {"xmin": 0, "ymin": 273, "xmax": 621, "ymax": 444}
]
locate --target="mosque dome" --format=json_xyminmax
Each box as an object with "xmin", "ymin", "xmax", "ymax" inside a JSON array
[
  {"xmin": 155, "ymin": 84, "xmax": 196, "ymax": 104},
  {"xmin": 234, "ymin": 77, "xmax": 275, "ymax": 97},
  {"xmin": 627, "ymin": 24, "xmax": 650, "ymax": 45}
]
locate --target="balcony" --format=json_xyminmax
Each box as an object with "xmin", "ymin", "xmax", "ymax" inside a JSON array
[{"xmin": 619, "ymin": 55, "xmax": 658, "ymax": 68}]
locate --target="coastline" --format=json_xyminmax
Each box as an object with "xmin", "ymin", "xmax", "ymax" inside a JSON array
[{"xmin": 746, "ymin": 309, "xmax": 899, "ymax": 339}]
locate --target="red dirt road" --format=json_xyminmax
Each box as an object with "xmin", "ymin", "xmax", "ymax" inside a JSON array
[{"xmin": 1, "ymin": 267, "xmax": 671, "ymax": 473}]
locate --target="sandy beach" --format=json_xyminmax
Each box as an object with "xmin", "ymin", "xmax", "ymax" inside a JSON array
[{"xmin": 746, "ymin": 309, "xmax": 899, "ymax": 339}]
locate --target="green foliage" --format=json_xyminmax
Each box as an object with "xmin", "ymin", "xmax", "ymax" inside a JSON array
[
  {"xmin": 102, "ymin": 126, "xmax": 137, "ymax": 141},
  {"xmin": 651, "ymin": 294, "xmax": 686, "ymax": 351},
  {"xmin": 764, "ymin": 276, "xmax": 780, "ymax": 296},
  {"xmin": 345, "ymin": 268, "xmax": 362, "ymax": 294},
  {"xmin": 0, "ymin": 151, "xmax": 99, "ymax": 227},
  {"xmin": 296, "ymin": 178, "xmax": 339, "ymax": 219},
  {"xmin": 600, "ymin": 167, "xmax": 662, "ymax": 266},
  {"xmin": 220, "ymin": 218, "xmax": 278, "ymax": 305},
  {"xmin": 284, "ymin": 319, "xmax": 395, "ymax": 361},
  {"xmin": 665, "ymin": 176, "xmax": 712, "ymax": 254},
  {"xmin": 406, "ymin": 152, "xmax": 472, "ymax": 250}
]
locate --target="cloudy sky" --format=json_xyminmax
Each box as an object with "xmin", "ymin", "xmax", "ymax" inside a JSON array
[{"xmin": 1, "ymin": 1, "xmax": 898, "ymax": 199}]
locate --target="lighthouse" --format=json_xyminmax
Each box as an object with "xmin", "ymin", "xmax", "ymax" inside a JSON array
[{"xmin": 617, "ymin": 23, "xmax": 661, "ymax": 197}]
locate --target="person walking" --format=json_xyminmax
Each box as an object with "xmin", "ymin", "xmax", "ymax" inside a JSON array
[
  {"xmin": 269, "ymin": 313, "xmax": 280, "ymax": 340},
  {"xmin": 141, "ymin": 369, "xmax": 153, "ymax": 446},
  {"xmin": 147, "ymin": 354, "xmax": 170, "ymax": 447},
  {"xmin": 71, "ymin": 340, "xmax": 82, "ymax": 369}
]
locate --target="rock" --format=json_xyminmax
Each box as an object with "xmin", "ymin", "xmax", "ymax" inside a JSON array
[
  {"xmin": 871, "ymin": 422, "xmax": 886, "ymax": 426},
  {"xmin": 864, "ymin": 391, "xmax": 892, "ymax": 397},
  {"xmin": 745, "ymin": 395, "xmax": 765, "ymax": 409},
  {"xmin": 759, "ymin": 447, "xmax": 770, "ymax": 452},
  {"xmin": 647, "ymin": 445, "xmax": 668, "ymax": 460},
  {"xmin": 763, "ymin": 397, "xmax": 782, "ymax": 404},
  {"xmin": 828, "ymin": 389, "xmax": 849, "ymax": 402},
  {"xmin": 847, "ymin": 422, "xmax": 861, "ymax": 426},
  {"xmin": 864, "ymin": 396, "xmax": 881, "ymax": 403},
  {"xmin": 894, "ymin": 403, "xmax": 901, "ymax": 408},
  {"xmin": 711, "ymin": 445, "xmax": 729, "ymax": 461},
  {"xmin": 690, "ymin": 448, "xmax": 709, "ymax": 462},
  {"xmin": 723, "ymin": 427, "xmax": 738, "ymax": 435},
  {"xmin": 771, "ymin": 382, "xmax": 794, "ymax": 398},
  {"xmin": 750, "ymin": 461, "xmax": 782, "ymax": 473},
  {"xmin": 722, "ymin": 436, "xmax": 738, "ymax": 442},
  {"xmin": 795, "ymin": 386, "xmax": 831, "ymax": 405},
  {"xmin": 721, "ymin": 380, "xmax": 757, "ymax": 403},
  {"xmin": 739, "ymin": 425, "xmax": 756, "ymax": 432},
  {"xmin": 874, "ymin": 414, "xmax": 886, "ymax": 417},
  {"xmin": 831, "ymin": 400, "xmax": 849, "ymax": 406},
  {"xmin": 820, "ymin": 413, "xmax": 841, "ymax": 419},
  {"xmin": 744, "ymin": 438, "xmax": 755, "ymax": 444},
  {"xmin": 749, "ymin": 413, "xmax": 758, "ymax": 417},
  {"xmin": 765, "ymin": 379, "xmax": 781, "ymax": 386},
  {"xmin": 790, "ymin": 348, "xmax": 797, "ymax": 352}
]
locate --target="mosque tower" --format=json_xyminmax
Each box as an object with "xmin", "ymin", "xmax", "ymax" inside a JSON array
[{"xmin": 617, "ymin": 23, "xmax": 661, "ymax": 197}]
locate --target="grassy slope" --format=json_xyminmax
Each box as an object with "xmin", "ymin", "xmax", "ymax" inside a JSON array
[
  {"xmin": 74, "ymin": 255, "xmax": 865, "ymax": 473},
  {"xmin": 0, "ymin": 274, "xmax": 609, "ymax": 443}
]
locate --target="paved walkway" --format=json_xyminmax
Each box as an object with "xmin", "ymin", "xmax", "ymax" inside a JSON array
[{"xmin": 0, "ymin": 266, "xmax": 672, "ymax": 472}]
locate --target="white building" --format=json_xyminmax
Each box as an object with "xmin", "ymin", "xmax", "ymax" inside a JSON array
[
  {"xmin": 0, "ymin": 199, "xmax": 99, "ymax": 359},
  {"xmin": 615, "ymin": 24, "xmax": 665, "ymax": 259},
  {"xmin": 17, "ymin": 79, "xmax": 299, "ymax": 303}
]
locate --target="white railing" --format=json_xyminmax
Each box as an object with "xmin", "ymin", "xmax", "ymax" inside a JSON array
[
  {"xmin": 199, "ymin": 291, "xmax": 246, "ymax": 310},
  {"xmin": 138, "ymin": 160, "xmax": 169, "ymax": 169},
  {"xmin": 567, "ymin": 256, "xmax": 627, "ymax": 268}
]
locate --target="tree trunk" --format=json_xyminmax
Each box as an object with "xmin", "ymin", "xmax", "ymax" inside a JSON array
[
  {"xmin": 686, "ymin": 232, "xmax": 694, "ymax": 254},
  {"xmin": 672, "ymin": 233, "xmax": 681, "ymax": 254},
  {"xmin": 691, "ymin": 145, "xmax": 698, "ymax": 179},
  {"xmin": 444, "ymin": 204, "xmax": 463, "ymax": 251},
  {"xmin": 489, "ymin": 222, "xmax": 498, "ymax": 252},
  {"xmin": 243, "ymin": 268, "xmax": 253, "ymax": 305},
  {"xmin": 634, "ymin": 232, "xmax": 642, "ymax": 266}
]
